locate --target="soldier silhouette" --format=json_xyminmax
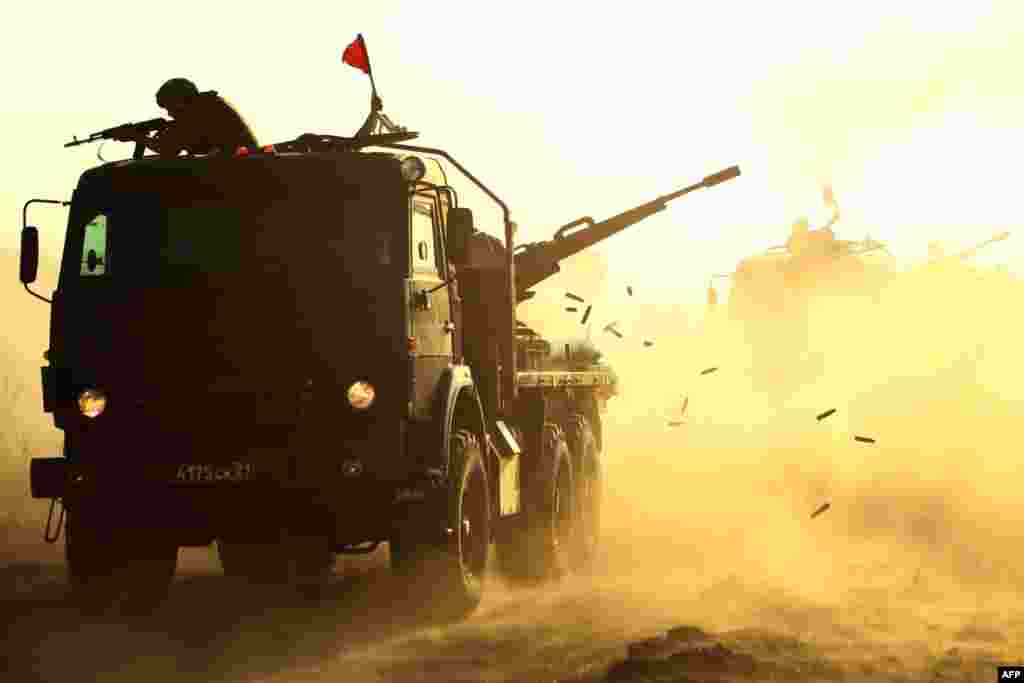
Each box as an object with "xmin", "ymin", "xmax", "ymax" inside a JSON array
[
  {"xmin": 787, "ymin": 185, "xmax": 841, "ymax": 261},
  {"xmin": 115, "ymin": 78, "xmax": 258, "ymax": 156}
]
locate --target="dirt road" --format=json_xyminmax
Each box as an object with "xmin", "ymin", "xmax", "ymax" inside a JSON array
[
  {"xmin": 4, "ymin": 422, "xmax": 1021, "ymax": 682},
  {"xmin": 3, "ymin": 555, "xmax": 1016, "ymax": 683}
]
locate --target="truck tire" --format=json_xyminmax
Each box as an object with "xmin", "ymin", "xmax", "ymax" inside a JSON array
[
  {"xmin": 496, "ymin": 422, "xmax": 575, "ymax": 583},
  {"xmin": 565, "ymin": 415, "xmax": 602, "ymax": 572},
  {"xmin": 390, "ymin": 429, "xmax": 491, "ymax": 620},
  {"xmin": 65, "ymin": 505, "xmax": 178, "ymax": 615}
]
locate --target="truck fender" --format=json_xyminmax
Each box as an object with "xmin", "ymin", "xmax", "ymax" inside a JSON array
[{"xmin": 434, "ymin": 364, "xmax": 488, "ymax": 479}]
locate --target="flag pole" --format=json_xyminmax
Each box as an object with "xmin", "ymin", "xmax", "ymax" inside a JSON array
[
  {"xmin": 357, "ymin": 33, "xmax": 383, "ymax": 134},
  {"xmin": 359, "ymin": 34, "xmax": 381, "ymax": 109}
]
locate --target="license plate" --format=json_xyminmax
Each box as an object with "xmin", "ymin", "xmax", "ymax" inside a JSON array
[{"xmin": 174, "ymin": 462, "xmax": 256, "ymax": 484}]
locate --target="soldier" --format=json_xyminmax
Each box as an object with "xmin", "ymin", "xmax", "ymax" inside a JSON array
[
  {"xmin": 116, "ymin": 78, "xmax": 259, "ymax": 156},
  {"xmin": 787, "ymin": 215, "xmax": 839, "ymax": 260},
  {"xmin": 787, "ymin": 185, "xmax": 841, "ymax": 260}
]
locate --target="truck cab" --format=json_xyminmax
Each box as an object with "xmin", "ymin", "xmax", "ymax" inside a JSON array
[{"xmin": 25, "ymin": 144, "xmax": 495, "ymax": 612}]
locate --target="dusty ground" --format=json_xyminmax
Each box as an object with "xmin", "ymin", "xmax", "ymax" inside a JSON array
[
  {"xmin": 3, "ymin": 253, "xmax": 1024, "ymax": 681},
  {"xmin": 3, "ymin": 423, "xmax": 1021, "ymax": 682}
]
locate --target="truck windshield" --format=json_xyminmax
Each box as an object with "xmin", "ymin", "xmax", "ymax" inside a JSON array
[{"xmin": 64, "ymin": 195, "xmax": 397, "ymax": 285}]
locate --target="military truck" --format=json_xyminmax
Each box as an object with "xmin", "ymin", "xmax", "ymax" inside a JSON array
[
  {"xmin": 704, "ymin": 202, "xmax": 1008, "ymax": 398},
  {"xmin": 19, "ymin": 120, "xmax": 739, "ymax": 615}
]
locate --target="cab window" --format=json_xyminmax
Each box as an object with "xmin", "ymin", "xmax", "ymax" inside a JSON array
[
  {"xmin": 80, "ymin": 214, "xmax": 108, "ymax": 276},
  {"xmin": 411, "ymin": 202, "xmax": 439, "ymax": 274}
]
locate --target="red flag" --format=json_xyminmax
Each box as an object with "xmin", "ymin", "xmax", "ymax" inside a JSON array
[{"xmin": 342, "ymin": 35, "xmax": 370, "ymax": 74}]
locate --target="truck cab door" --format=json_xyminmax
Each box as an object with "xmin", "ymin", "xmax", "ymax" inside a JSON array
[{"xmin": 408, "ymin": 198, "xmax": 453, "ymax": 418}]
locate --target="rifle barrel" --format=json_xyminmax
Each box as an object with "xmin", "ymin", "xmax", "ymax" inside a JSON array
[
  {"xmin": 64, "ymin": 136, "xmax": 96, "ymax": 148},
  {"xmin": 64, "ymin": 118, "xmax": 168, "ymax": 149}
]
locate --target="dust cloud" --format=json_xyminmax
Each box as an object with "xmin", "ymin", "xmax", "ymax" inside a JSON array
[
  {"xmin": 540, "ymin": 246, "xmax": 1024, "ymax": 596},
  {"xmin": 3, "ymin": 243, "xmax": 1023, "ymax": 681},
  {"xmin": 1, "ymin": 247, "xmax": 63, "ymax": 564},
  {"xmin": 510, "ymin": 247, "xmax": 1024, "ymax": 678}
]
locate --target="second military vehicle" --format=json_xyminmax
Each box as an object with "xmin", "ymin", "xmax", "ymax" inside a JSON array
[{"xmin": 704, "ymin": 180, "xmax": 1009, "ymax": 397}]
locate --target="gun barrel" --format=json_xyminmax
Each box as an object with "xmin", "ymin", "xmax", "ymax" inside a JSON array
[
  {"xmin": 64, "ymin": 135, "xmax": 99, "ymax": 148},
  {"xmin": 514, "ymin": 165, "xmax": 740, "ymax": 294},
  {"xmin": 954, "ymin": 232, "xmax": 1010, "ymax": 259},
  {"xmin": 926, "ymin": 231, "xmax": 1012, "ymax": 265},
  {"xmin": 64, "ymin": 118, "xmax": 168, "ymax": 149}
]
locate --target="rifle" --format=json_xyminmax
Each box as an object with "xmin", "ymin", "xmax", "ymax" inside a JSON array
[{"xmin": 65, "ymin": 118, "xmax": 169, "ymax": 159}]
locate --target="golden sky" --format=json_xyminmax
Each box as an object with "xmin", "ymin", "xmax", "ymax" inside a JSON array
[{"xmin": 3, "ymin": 1, "xmax": 1022, "ymax": 305}]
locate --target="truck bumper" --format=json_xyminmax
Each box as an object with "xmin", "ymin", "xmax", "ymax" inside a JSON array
[
  {"xmin": 30, "ymin": 457, "xmax": 69, "ymax": 499},
  {"xmin": 29, "ymin": 456, "xmax": 334, "ymax": 500},
  {"xmin": 30, "ymin": 456, "xmax": 449, "ymax": 545}
]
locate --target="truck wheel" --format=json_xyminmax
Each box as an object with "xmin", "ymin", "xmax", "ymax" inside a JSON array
[
  {"xmin": 66, "ymin": 506, "xmax": 178, "ymax": 615},
  {"xmin": 567, "ymin": 415, "xmax": 602, "ymax": 572},
  {"xmin": 390, "ymin": 429, "xmax": 490, "ymax": 620},
  {"xmin": 497, "ymin": 422, "xmax": 575, "ymax": 583}
]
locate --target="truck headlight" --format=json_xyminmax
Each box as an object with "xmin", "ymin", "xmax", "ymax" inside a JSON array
[
  {"xmin": 77, "ymin": 388, "xmax": 108, "ymax": 418},
  {"xmin": 400, "ymin": 156, "xmax": 426, "ymax": 182},
  {"xmin": 347, "ymin": 381, "xmax": 375, "ymax": 411}
]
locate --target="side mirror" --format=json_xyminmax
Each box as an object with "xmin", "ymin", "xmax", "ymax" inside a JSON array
[
  {"xmin": 447, "ymin": 207, "xmax": 475, "ymax": 265},
  {"xmin": 20, "ymin": 226, "xmax": 39, "ymax": 284}
]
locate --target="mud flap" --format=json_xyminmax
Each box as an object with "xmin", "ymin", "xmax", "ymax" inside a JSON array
[
  {"xmin": 391, "ymin": 475, "xmax": 449, "ymax": 550},
  {"xmin": 494, "ymin": 421, "xmax": 521, "ymax": 516}
]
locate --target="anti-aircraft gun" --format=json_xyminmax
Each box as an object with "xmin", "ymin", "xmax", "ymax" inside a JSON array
[
  {"xmin": 448, "ymin": 164, "xmax": 740, "ymax": 424},
  {"xmin": 921, "ymin": 231, "xmax": 1010, "ymax": 269},
  {"xmin": 706, "ymin": 184, "xmax": 896, "ymax": 320},
  {"xmin": 514, "ymin": 165, "xmax": 741, "ymax": 301},
  {"xmin": 700, "ymin": 185, "xmax": 900, "ymax": 397},
  {"xmin": 492, "ymin": 165, "xmax": 739, "ymax": 412},
  {"xmin": 710, "ymin": 234, "xmax": 895, "ymax": 320}
]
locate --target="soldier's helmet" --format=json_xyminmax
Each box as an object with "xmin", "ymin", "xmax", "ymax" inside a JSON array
[{"xmin": 156, "ymin": 78, "xmax": 200, "ymax": 114}]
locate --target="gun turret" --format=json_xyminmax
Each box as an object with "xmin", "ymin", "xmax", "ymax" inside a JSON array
[
  {"xmin": 513, "ymin": 165, "xmax": 740, "ymax": 299},
  {"xmin": 65, "ymin": 118, "xmax": 169, "ymax": 159}
]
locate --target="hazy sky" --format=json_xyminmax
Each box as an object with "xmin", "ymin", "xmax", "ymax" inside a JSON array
[{"xmin": 4, "ymin": 1, "xmax": 1022, "ymax": 304}]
